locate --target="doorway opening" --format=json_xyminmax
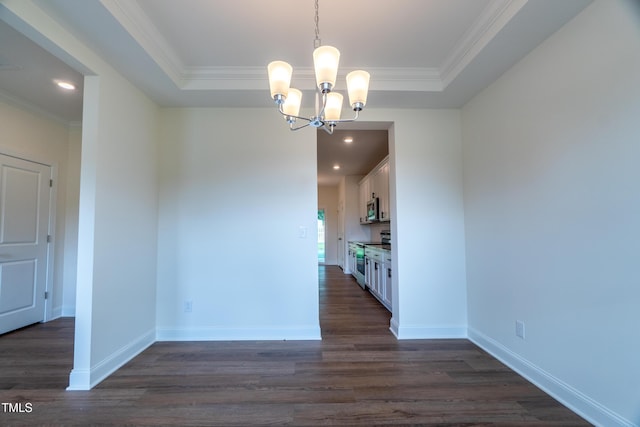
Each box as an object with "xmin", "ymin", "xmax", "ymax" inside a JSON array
[{"xmin": 318, "ymin": 209, "xmax": 326, "ymax": 264}]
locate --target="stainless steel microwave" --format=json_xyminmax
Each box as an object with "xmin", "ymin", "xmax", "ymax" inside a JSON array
[{"xmin": 366, "ymin": 197, "xmax": 379, "ymax": 222}]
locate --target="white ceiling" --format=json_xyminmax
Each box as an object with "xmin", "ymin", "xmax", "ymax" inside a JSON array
[
  {"xmin": 0, "ymin": 19, "xmax": 83, "ymax": 124},
  {"xmin": 0, "ymin": 0, "xmax": 592, "ymax": 184},
  {"xmin": 317, "ymin": 128, "xmax": 389, "ymax": 186}
]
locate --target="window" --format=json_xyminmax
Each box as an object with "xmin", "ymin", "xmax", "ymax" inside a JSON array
[{"xmin": 317, "ymin": 209, "xmax": 325, "ymax": 264}]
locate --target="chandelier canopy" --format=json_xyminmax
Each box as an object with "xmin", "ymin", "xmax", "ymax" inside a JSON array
[{"xmin": 267, "ymin": 0, "xmax": 370, "ymax": 134}]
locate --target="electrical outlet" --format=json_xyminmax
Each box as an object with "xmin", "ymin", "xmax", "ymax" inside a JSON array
[
  {"xmin": 515, "ymin": 320, "xmax": 525, "ymax": 339},
  {"xmin": 184, "ymin": 300, "xmax": 193, "ymax": 313}
]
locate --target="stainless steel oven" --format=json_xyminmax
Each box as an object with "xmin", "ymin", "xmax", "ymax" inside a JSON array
[{"xmin": 354, "ymin": 243, "xmax": 366, "ymax": 288}]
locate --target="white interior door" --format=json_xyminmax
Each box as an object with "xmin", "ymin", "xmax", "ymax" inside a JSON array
[
  {"xmin": 0, "ymin": 154, "xmax": 51, "ymax": 335},
  {"xmin": 337, "ymin": 201, "xmax": 344, "ymax": 269}
]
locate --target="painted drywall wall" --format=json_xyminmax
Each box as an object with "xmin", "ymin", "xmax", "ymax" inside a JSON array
[
  {"xmin": 0, "ymin": 97, "xmax": 73, "ymax": 320},
  {"xmin": 156, "ymin": 108, "xmax": 320, "ymax": 340},
  {"xmin": 362, "ymin": 110, "xmax": 468, "ymax": 339},
  {"xmin": 318, "ymin": 185, "xmax": 339, "ymax": 265},
  {"xmin": 462, "ymin": 1, "xmax": 640, "ymax": 425},
  {"xmin": 82, "ymin": 73, "xmax": 158, "ymax": 381},
  {"xmin": 62, "ymin": 126, "xmax": 81, "ymax": 316},
  {"xmin": 1, "ymin": 1, "xmax": 160, "ymax": 390}
]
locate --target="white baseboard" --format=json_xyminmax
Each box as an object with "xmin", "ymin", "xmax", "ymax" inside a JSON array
[
  {"xmin": 46, "ymin": 306, "xmax": 75, "ymax": 320},
  {"xmin": 50, "ymin": 306, "xmax": 63, "ymax": 320},
  {"xmin": 61, "ymin": 305, "xmax": 76, "ymax": 317},
  {"xmin": 468, "ymin": 327, "xmax": 635, "ymax": 427},
  {"xmin": 156, "ymin": 326, "xmax": 322, "ymax": 341},
  {"xmin": 67, "ymin": 328, "xmax": 155, "ymax": 391},
  {"xmin": 389, "ymin": 318, "xmax": 400, "ymax": 337},
  {"xmin": 390, "ymin": 322, "xmax": 467, "ymax": 339}
]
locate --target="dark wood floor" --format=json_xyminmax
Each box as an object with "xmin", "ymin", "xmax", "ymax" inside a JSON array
[{"xmin": 0, "ymin": 266, "xmax": 589, "ymax": 426}]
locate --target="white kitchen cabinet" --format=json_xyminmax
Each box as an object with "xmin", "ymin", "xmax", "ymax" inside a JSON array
[
  {"xmin": 365, "ymin": 246, "xmax": 390, "ymax": 312},
  {"xmin": 358, "ymin": 156, "xmax": 390, "ymax": 223},
  {"xmin": 373, "ymin": 160, "xmax": 390, "ymax": 222},
  {"xmin": 365, "ymin": 254, "xmax": 380, "ymax": 295},
  {"xmin": 364, "ymin": 256, "xmax": 371, "ymax": 288},
  {"xmin": 382, "ymin": 251, "xmax": 392, "ymax": 309},
  {"xmin": 358, "ymin": 176, "xmax": 370, "ymax": 224}
]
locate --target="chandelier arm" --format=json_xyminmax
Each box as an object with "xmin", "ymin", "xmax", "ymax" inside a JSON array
[
  {"xmin": 328, "ymin": 109, "xmax": 361, "ymax": 124},
  {"xmin": 320, "ymin": 124, "xmax": 335, "ymax": 135},
  {"xmin": 290, "ymin": 121, "xmax": 312, "ymax": 131},
  {"xmin": 277, "ymin": 103, "xmax": 314, "ymax": 124}
]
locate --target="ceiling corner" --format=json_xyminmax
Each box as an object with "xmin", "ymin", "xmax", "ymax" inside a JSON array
[
  {"xmin": 102, "ymin": 0, "xmax": 185, "ymax": 86},
  {"xmin": 439, "ymin": 0, "xmax": 528, "ymax": 88}
]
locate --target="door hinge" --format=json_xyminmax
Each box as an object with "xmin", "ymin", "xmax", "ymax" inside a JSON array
[
  {"xmin": 50, "ymin": 179, "xmax": 53, "ymax": 187},
  {"xmin": 47, "ymin": 235, "xmax": 51, "ymax": 243},
  {"xmin": 44, "ymin": 291, "xmax": 48, "ymax": 300}
]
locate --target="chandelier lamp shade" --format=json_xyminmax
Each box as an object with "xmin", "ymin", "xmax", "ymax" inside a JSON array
[{"xmin": 267, "ymin": 0, "xmax": 370, "ymax": 134}]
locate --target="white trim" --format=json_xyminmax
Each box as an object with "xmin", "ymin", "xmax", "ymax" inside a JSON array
[
  {"xmin": 468, "ymin": 327, "xmax": 636, "ymax": 427},
  {"xmin": 61, "ymin": 305, "xmax": 75, "ymax": 317},
  {"xmin": 389, "ymin": 317, "xmax": 400, "ymax": 338},
  {"xmin": 156, "ymin": 326, "xmax": 322, "ymax": 342},
  {"xmin": 392, "ymin": 324, "xmax": 467, "ymax": 340},
  {"xmin": 67, "ymin": 328, "xmax": 155, "ymax": 391},
  {"xmin": 439, "ymin": 0, "xmax": 528, "ymax": 87},
  {"xmin": 180, "ymin": 66, "xmax": 444, "ymax": 92},
  {"xmin": 103, "ymin": 0, "xmax": 530, "ymax": 95},
  {"xmin": 43, "ymin": 162, "xmax": 57, "ymax": 322},
  {"xmin": 104, "ymin": 0, "xmax": 183, "ymax": 85},
  {"xmin": 51, "ymin": 306, "xmax": 63, "ymax": 320},
  {"xmin": 66, "ymin": 368, "xmax": 90, "ymax": 390}
]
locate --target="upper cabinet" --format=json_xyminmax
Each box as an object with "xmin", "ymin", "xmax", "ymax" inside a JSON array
[
  {"xmin": 359, "ymin": 156, "xmax": 391, "ymax": 224},
  {"xmin": 373, "ymin": 160, "xmax": 390, "ymax": 221},
  {"xmin": 358, "ymin": 176, "xmax": 370, "ymax": 224}
]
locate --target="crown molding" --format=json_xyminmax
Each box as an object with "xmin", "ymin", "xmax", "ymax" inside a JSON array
[
  {"xmin": 106, "ymin": 0, "xmax": 526, "ymax": 94},
  {"xmin": 369, "ymin": 67, "xmax": 443, "ymax": 92},
  {"xmin": 439, "ymin": 0, "xmax": 528, "ymax": 88},
  {"xmin": 102, "ymin": 0, "xmax": 184, "ymax": 86},
  {"xmin": 180, "ymin": 66, "xmax": 443, "ymax": 92}
]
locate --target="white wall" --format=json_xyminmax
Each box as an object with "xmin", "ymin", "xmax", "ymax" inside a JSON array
[
  {"xmin": 363, "ymin": 110, "xmax": 468, "ymax": 339},
  {"xmin": 0, "ymin": 97, "xmax": 74, "ymax": 320},
  {"xmin": 318, "ymin": 185, "xmax": 339, "ymax": 265},
  {"xmin": 1, "ymin": 1, "xmax": 160, "ymax": 390},
  {"xmin": 462, "ymin": 1, "xmax": 640, "ymax": 425},
  {"xmin": 62, "ymin": 126, "xmax": 81, "ymax": 316},
  {"xmin": 78, "ymin": 73, "xmax": 158, "ymax": 387},
  {"xmin": 156, "ymin": 108, "xmax": 320, "ymax": 340}
]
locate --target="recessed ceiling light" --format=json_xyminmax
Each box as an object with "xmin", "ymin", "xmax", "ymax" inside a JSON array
[
  {"xmin": 343, "ymin": 137, "xmax": 353, "ymax": 143},
  {"xmin": 333, "ymin": 164, "xmax": 340, "ymax": 170},
  {"xmin": 55, "ymin": 80, "xmax": 75, "ymax": 91}
]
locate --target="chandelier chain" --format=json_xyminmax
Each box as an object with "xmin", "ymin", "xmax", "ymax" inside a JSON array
[{"xmin": 314, "ymin": 0, "xmax": 321, "ymax": 48}]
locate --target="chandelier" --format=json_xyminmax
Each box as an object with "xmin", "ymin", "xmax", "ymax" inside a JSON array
[{"xmin": 267, "ymin": 0, "xmax": 370, "ymax": 134}]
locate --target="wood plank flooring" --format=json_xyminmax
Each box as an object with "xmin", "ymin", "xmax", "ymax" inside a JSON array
[{"xmin": 0, "ymin": 266, "xmax": 590, "ymax": 426}]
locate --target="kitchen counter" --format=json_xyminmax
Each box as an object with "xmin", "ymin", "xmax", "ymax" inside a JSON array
[
  {"xmin": 363, "ymin": 243, "xmax": 391, "ymax": 252},
  {"xmin": 349, "ymin": 241, "xmax": 391, "ymax": 251}
]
